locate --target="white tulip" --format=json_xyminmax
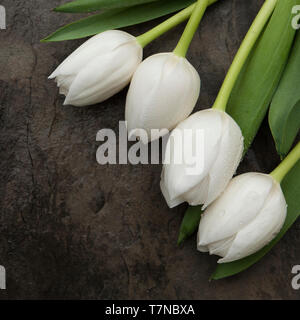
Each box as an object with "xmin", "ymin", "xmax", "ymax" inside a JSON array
[
  {"xmin": 160, "ymin": 109, "xmax": 244, "ymax": 208},
  {"xmin": 125, "ymin": 52, "xmax": 200, "ymax": 143},
  {"xmin": 198, "ymin": 172, "xmax": 287, "ymax": 263},
  {"xmin": 49, "ymin": 30, "xmax": 143, "ymax": 107}
]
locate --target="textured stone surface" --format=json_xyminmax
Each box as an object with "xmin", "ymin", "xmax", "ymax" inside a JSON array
[{"xmin": 0, "ymin": 0, "xmax": 299, "ymax": 299}]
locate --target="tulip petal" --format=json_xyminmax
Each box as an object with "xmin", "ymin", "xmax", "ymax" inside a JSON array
[
  {"xmin": 204, "ymin": 112, "xmax": 244, "ymax": 208},
  {"xmin": 125, "ymin": 52, "xmax": 200, "ymax": 141},
  {"xmin": 218, "ymin": 180, "xmax": 287, "ymax": 263},
  {"xmin": 160, "ymin": 175, "xmax": 185, "ymax": 208},
  {"xmin": 49, "ymin": 30, "xmax": 142, "ymax": 106},
  {"xmin": 208, "ymin": 236, "xmax": 235, "ymax": 257},
  {"xmin": 50, "ymin": 30, "xmax": 136, "ymax": 79},
  {"xmin": 198, "ymin": 173, "xmax": 274, "ymax": 247},
  {"xmin": 65, "ymin": 42, "xmax": 142, "ymax": 106},
  {"xmin": 161, "ymin": 109, "xmax": 223, "ymax": 206}
]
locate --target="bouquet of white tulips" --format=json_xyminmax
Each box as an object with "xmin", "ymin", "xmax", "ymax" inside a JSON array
[{"xmin": 43, "ymin": 0, "xmax": 300, "ymax": 279}]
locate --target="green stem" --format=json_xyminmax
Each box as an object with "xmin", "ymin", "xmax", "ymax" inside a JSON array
[
  {"xmin": 137, "ymin": 0, "xmax": 219, "ymax": 48},
  {"xmin": 137, "ymin": 5, "xmax": 196, "ymax": 48},
  {"xmin": 173, "ymin": 0, "xmax": 209, "ymax": 57},
  {"xmin": 271, "ymin": 141, "xmax": 300, "ymax": 183},
  {"xmin": 212, "ymin": 0, "xmax": 277, "ymax": 111}
]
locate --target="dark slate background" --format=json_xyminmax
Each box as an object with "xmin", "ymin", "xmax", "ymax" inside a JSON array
[{"xmin": 0, "ymin": 0, "xmax": 299, "ymax": 299}]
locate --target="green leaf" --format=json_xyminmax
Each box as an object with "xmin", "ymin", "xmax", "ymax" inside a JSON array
[
  {"xmin": 43, "ymin": 0, "xmax": 196, "ymax": 42},
  {"xmin": 212, "ymin": 159, "xmax": 300, "ymax": 280},
  {"xmin": 178, "ymin": 206, "xmax": 202, "ymax": 245},
  {"xmin": 269, "ymin": 32, "xmax": 300, "ymax": 159},
  {"xmin": 55, "ymin": 0, "xmax": 160, "ymax": 13},
  {"xmin": 43, "ymin": 0, "xmax": 220, "ymax": 42},
  {"xmin": 227, "ymin": 0, "xmax": 298, "ymax": 151}
]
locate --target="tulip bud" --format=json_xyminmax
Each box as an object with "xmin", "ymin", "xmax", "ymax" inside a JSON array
[
  {"xmin": 49, "ymin": 30, "xmax": 143, "ymax": 107},
  {"xmin": 160, "ymin": 109, "xmax": 243, "ymax": 208},
  {"xmin": 125, "ymin": 52, "xmax": 200, "ymax": 143},
  {"xmin": 198, "ymin": 172, "xmax": 287, "ymax": 263}
]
